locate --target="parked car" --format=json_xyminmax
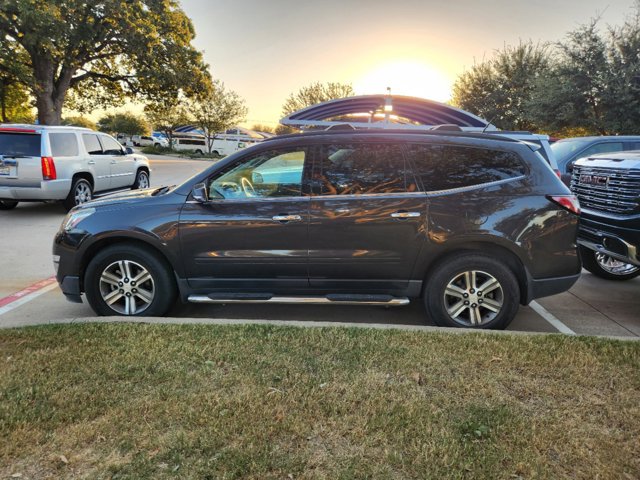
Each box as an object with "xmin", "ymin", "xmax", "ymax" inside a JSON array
[
  {"xmin": 0, "ymin": 124, "xmax": 151, "ymax": 210},
  {"xmin": 133, "ymin": 135, "xmax": 168, "ymax": 148},
  {"xmin": 570, "ymin": 150, "xmax": 640, "ymax": 280},
  {"xmin": 53, "ymin": 129, "xmax": 581, "ymax": 329},
  {"xmin": 552, "ymin": 136, "xmax": 640, "ymax": 182}
]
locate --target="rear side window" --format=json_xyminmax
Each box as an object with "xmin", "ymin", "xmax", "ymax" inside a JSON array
[
  {"xmin": 315, "ymin": 143, "xmax": 412, "ymax": 195},
  {"xmin": 0, "ymin": 133, "xmax": 40, "ymax": 157},
  {"xmin": 83, "ymin": 134, "xmax": 103, "ymax": 155},
  {"xmin": 407, "ymin": 144, "xmax": 526, "ymax": 191},
  {"xmin": 50, "ymin": 133, "xmax": 79, "ymax": 157}
]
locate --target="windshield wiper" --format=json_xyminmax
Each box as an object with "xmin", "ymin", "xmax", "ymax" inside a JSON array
[
  {"xmin": 151, "ymin": 185, "xmax": 173, "ymax": 196},
  {"xmin": 1, "ymin": 154, "xmax": 33, "ymax": 159}
]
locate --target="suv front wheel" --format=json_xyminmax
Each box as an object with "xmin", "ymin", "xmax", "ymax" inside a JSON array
[
  {"xmin": 84, "ymin": 244, "xmax": 177, "ymax": 316},
  {"xmin": 580, "ymin": 247, "xmax": 640, "ymax": 281},
  {"xmin": 424, "ymin": 254, "xmax": 520, "ymax": 329}
]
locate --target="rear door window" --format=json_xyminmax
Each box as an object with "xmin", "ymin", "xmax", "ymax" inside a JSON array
[
  {"xmin": 50, "ymin": 133, "xmax": 79, "ymax": 157},
  {"xmin": 83, "ymin": 134, "xmax": 103, "ymax": 155},
  {"xmin": 0, "ymin": 133, "xmax": 41, "ymax": 157},
  {"xmin": 314, "ymin": 143, "xmax": 411, "ymax": 195},
  {"xmin": 407, "ymin": 144, "xmax": 526, "ymax": 191}
]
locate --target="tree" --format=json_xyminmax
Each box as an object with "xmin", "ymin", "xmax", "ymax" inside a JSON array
[
  {"xmin": 144, "ymin": 101, "xmax": 192, "ymax": 149},
  {"xmin": 62, "ymin": 116, "xmax": 96, "ymax": 130},
  {"xmin": 250, "ymin": 124, "xmax": 275, "ymax": 134},
  {"xmin": 0, "ymin": 0, "xmax": 212, "ymax": 125},
  {"xmin": 98, "ymin": 112, "xmax": 150, "ymax": 136},
  {"xmin": 452, "ymin": 42, "xmax": 551, "ymax": 131},
  {"xmin": 191, "ymin": 80, "xmax": 248, "ymax": 154},
  {"xmin": 0, "ymin": 81, "xmax": 33, "ymax": 123},
  {"xmin": 281, "ymin": 82, "xmax": 355, "ymax": 116}
]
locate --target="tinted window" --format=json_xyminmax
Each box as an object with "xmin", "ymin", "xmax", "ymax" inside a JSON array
[
  {"xmin": 100, "ymin": 135, "xmax": 123, "ymax": 155},
  {"xmin": 315, "ymin": 143, "xmax": 410, "ymax": 195},
  {"xmin": 580, "ymin": 142, "xmax": 623, "ymax": 158},
  {"xmin": 210, "ymin": 149, "xmax": 305, "ymax": 199},
  {"xmin": 0, "ymin": 133, "xmax": 40, "ymax": 157},
  {"xmin": 408, "ymin": 144, "xmax": 525, "ymax": 191},
  {"xmin": 50, "ymin": 133, "xmax": 79, "ymax": 157},
  {"xmin": 82, "ymin": 134, "xmax": 103, "ymax": 155}
]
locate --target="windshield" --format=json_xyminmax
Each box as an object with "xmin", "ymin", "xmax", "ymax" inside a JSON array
[
  {"xmin": 551, "ymin": 140, "xmax": 588, "ymax": 162},
  {"xmin": 0, "ymin": 133, "xmax": 41, "ymax": 157}
]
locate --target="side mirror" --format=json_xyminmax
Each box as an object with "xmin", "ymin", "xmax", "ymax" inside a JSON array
[
  {"xmin": 125, "ymin": 147, "xmax": 134, "ymax": 155},
  {"xmin": 192, "ymin": 182, "xmax": 209, "ymax": 203}
]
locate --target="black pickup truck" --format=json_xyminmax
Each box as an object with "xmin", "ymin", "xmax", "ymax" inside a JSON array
[{"xmin": 571, "ymin": 151, "xmax": 640, "ymax": 280}]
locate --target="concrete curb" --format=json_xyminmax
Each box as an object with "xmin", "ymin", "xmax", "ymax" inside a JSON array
[{"xmin": 7, "ymin": 316, "xmax": 640, "ymax": 341}]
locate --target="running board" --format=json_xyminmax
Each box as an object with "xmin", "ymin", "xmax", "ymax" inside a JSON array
[{"xmin": 187, "ymin": 293, "xmax": 410, "ymax": 306}]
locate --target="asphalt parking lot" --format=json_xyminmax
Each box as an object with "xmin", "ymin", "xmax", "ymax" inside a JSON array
[{"xmin": 1, "ymin": 154, "xmax": 638, "ymax": 337}]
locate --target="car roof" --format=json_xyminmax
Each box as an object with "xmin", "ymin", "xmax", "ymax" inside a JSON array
[
  {"xmin": 556, "ymin": 136, "xmax": 640, "ymax": 142},
  {"xmin": 0, "ymin": 124, "xmax": 94, "ymax": 133}
]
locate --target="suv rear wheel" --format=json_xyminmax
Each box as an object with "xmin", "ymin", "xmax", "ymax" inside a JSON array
[
  {"xmin": 424, "ymin": 254, "xmax": 520, "ymax": 329},
  {"xmin": 580, "ymin": 247, "xmax": 640, "ymax": 281},
  {"xmin": 85, "ymin": 244, "xmax": 177, "ymax": 316},
  {"xmin": 63, "ymin": 177, "xmax": 93, "ymax": 211}
]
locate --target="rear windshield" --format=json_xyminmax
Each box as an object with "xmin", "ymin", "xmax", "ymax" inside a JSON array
[{"xmin": 0, "ymin": 133, "xmax": 41, "ymax": 157}]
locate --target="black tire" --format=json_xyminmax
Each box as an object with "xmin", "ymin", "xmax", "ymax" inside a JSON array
[
  {"xmin": 580, "ymin": 246, "xmax": 640, "ymax": 281},
  {"xmin": 212, "ymin": 150, "xmax": 220, "ymax": 156},
  {"xmin": 63, "ymin": 177, "xmax": 93, "ymax": 211},
  {"xmin": 132, "ymin": 169, "xmax": 150, "ymax": 190},
  {"xmin": 0, "ymin": 200, "xmax": 18, "ymax": 210},
  {"xmin": 154, "ymin": 143, "xmax": 161, "ymax": 148},
  {"xmin": 195, "ymin": 149, "xmax": 203, "ymax": 155},
  {"xmin": 423, "ymin": 254, "xmax": 520, "ymax": 330},
  {"xmin": 84, "ymin": 244, "xmax": 177, "ymax": 317}
]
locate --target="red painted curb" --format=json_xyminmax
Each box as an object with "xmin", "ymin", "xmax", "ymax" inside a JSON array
[{"xmin": 0, "ymin": 276, "xmax": 57, "ymax": 308}]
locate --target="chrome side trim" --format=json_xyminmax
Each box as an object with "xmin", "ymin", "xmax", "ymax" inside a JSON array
[
  {"xmin": 425, "ymin": 175, "xmax": 527, "ymax": 197},
  {"xmin": 187, "ymin": 295, "xmax": 410, "ymax": 306}
]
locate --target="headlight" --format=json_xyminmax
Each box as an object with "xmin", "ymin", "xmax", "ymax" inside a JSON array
[{"xmin": 61, "ymin": 208, "xmax": 95, "ymax": 231}]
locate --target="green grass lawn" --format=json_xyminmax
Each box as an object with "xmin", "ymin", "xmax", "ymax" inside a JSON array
[{"xmin": 1, "ymin": 323, "xmax": 639, "ymax": 479}]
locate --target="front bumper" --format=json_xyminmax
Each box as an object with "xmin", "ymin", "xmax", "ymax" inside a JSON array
[
  {"xmin": 0, "ymin": 179, "xmax": 72, "ymax": 200},
  {"xmin": 577, "ymin": 216, "xmax": 640, "ymax": 267}
]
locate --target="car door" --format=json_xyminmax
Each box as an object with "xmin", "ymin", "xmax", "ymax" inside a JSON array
[
  {"xmin": 81, "ymin": 133, "xmax": 111, "ymax": 192},
  {"xmin": 179, "ymin": 145, "xmax": 311, "ymax": 291},
  {"xmin": 100, "ymin": 134, "xmax": 135, "ymax": 189},
  {"xmin": 307, "ymin": 142, "xmax": 427, "ymax": 292}
]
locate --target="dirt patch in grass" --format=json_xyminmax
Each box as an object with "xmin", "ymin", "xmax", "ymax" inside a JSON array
[{"xmin": 1, "ymin": 324, "xmax": 639, "ymax": 479}]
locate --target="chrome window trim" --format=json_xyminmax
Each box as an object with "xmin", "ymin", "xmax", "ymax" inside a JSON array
[{"xmin": 425, "ymin": 175, "xmax": 526, "ymax": 197}]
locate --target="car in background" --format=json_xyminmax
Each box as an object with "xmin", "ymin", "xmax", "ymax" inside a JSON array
[
  {"xmin": 53, "ymin": 129, "xmax": 581, "ymax": 329},
  {"xmin": 0, "ymin": 124, "xmax": 151, "ymax": 210},
  {"xmin": 552, "ymin": 136, "xmax": 640, "ymax": 181},
  {"xmin": 132, "ymin": 135, "xmax": 168, "ymax": 148},
  {"xmin": 570, "ymin": 150, "xmax": 640, "ymax": 281}
]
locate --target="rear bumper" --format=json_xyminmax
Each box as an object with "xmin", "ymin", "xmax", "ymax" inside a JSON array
[
  {"xmin": 524, "ymin": 272, "xmax": 581, "ymax": 304},
  {"xmin": 0, "ymin": 179, "xmax": 72, "ymax": 200}
]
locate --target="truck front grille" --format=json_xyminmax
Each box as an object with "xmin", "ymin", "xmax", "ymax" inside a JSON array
[{"xmin": 571, "ymin": 166, "xmax": 640, "ymax": 215}]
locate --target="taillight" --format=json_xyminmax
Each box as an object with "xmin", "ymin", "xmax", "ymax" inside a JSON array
[
  {"xmin": 41, "ymin": 156, "xmax": 57, "ymax": 180},
  {"xmin": 554, "ymin": 169, "xmax": 562, "ymax": 179},
  {"xmin": 547, "ymin": 195, "xmax": 580, "ymax": 215}
]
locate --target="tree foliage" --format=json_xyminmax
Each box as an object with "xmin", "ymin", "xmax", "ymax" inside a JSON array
[
  {"xmin": 281, "ymin": 82, "xmax": 355, "ymax": 117},
  {"xmin": 0, "ymin": 0, "xmax": 212, "ymax": 125},
  {"xmin": 452, "ymin": 42, "xmax": 550, "ymax": 131},
  {"xmin": 0, "ymin": 81, "xmax": 33, "ymax": 123},
  {"xmin": 62, "ymin": 116, "xmax": 96, "ymax": 130},
  {"xmin": 144, "ymin": 101, "xmax": 192, "ymax": 148},
  {"xmin": 97, "ymin": 112, "xmax": 150, "ymax": 136},
  {"xmin": 191, "ymin": 80, "xmax": 248, "ymax": 153}
]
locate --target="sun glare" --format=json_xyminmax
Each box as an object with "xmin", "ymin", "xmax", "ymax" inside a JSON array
[{"xmin": 354, "ymin": 60, "xmax": 452, "ymax": 102}]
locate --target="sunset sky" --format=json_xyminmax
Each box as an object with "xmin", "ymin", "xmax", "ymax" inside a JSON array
[{"xmin": 122, "ymin": 1, "xmax": 636, "ymax": 128}]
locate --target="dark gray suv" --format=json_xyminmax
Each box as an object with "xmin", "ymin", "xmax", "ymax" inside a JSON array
[{"xmin": 53, "ymin": 130, "xmax": 581, "ymax": 329}]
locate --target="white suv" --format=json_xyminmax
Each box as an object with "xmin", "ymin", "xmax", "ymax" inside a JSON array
[{"xmin": 0, "ymin": 125, "xmax": 151, "ymax": 210}]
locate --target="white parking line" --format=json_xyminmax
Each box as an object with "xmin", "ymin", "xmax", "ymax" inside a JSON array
[
  {"xmin": 529, "ymin": 301, "xmax": 576, "ymax": 335},
  {"xmin": 0, "ymin": 281, "xmax": 59, "ymax": 317}
]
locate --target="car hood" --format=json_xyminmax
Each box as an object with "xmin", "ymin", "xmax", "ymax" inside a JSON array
[{"xmin": 81, "ymin": 186, "xmax": 171, "ymax": 209}]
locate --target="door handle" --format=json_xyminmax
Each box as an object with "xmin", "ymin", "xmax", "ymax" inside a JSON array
[
  {"xmin": 88, "ymin": 160, "xmax": 96, "ymax": 165},
  {"xmin": 272, "ymin": 214, "xmax": 302, "ymax": 223},
  {"xmin": 390, "ymin": 211, "xmax": 421, "ymax": 219}
]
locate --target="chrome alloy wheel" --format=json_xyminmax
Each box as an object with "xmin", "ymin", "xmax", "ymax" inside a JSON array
[
  {"xmin": 443, "ymin": 270, "xmax": 504, "ymax": 326},
  {"xmin": 74, "ymin": 181, "xmax": 92, "ymax": 205},
  {"xmin": 594, "ymin": 253, "xmax": 640, "ymax": 276},
  {"xmin": 98, "ymin": 260, "xmax": 155, "ymax": 315},
  {"xmin": 137, "ymin": 171, "xmax": 149, "ymax": 188}
]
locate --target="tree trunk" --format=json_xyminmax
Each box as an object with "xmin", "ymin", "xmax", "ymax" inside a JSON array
[{"xmin": 31, "ymin": 57, "xmax": 71, "ymax": 125}]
